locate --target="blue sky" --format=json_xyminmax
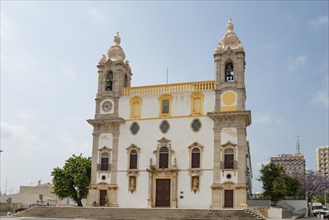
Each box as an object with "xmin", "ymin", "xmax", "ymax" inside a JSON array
[{"xmin": 1, "ymin": 1, "xmax": 328, "ymax": 194}]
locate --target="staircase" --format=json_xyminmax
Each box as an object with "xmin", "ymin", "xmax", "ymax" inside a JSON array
[{"xmin": 15, "ymin": 206, "xmax": 265, "ymax": 220}]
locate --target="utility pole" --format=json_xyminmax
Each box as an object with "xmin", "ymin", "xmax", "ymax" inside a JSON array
[{"xmin": 295, "ymin": 135, "xmax": 301, "ymax": 155}]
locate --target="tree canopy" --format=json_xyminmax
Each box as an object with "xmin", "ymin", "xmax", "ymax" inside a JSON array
[
  {"xmin": 258, "ymin": 163, "xmax": 300, "ymax": 202},
  {"xmin": 298, "ymin": 170, "xmax": 329, "ymax": 202},
  {"xmin": 51, "ymin": 154, "xmax": 91, "ymax": 206}
]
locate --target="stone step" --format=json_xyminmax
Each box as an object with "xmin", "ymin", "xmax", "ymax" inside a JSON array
[{"xmin": 15, "ymin": 206, "xmax": 263, "ymax": 220}]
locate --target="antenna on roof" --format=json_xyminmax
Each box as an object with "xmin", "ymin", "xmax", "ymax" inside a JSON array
[
  {"xmin": 295, "ymin": 135, "xmax": 301, "ymax": 155},
  {"xmin": 166, "ymin": 68, "xmax": 169, "ymax": 84}
]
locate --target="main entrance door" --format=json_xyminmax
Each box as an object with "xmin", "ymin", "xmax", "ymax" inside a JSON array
[
  {"xmin": 99, "ymin": 190, "xmax": 107, "ymax": 206},
  {"xmin": 156, "ymin": 179, "xmax": 171, "ymax": 207},
  {"xmin": 224, "ymin": 190, "xmax": 234, "ymax": 208}
]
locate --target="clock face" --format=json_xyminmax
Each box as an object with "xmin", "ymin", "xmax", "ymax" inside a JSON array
[{"xmin": 102, "ymin": 100, "xmax": 113, "ymax": 112}]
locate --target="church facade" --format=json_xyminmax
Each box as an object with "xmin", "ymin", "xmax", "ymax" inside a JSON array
[{"xmin": 87, "ymin": 19, "xmax": 252, "ymax": 209}]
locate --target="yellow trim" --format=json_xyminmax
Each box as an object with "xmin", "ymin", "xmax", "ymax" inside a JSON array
[
  {"xmin": 129, "ymin": 96, "xmax": 142, "ymax": 119},
  {"xmin": 220, "ymin": 106, "xmax": 237, "ymax": 112},
  {"xmin": 125, "ymin": 114, "xmax": 209, "ymax": 121},
  {"xmin": 222, "ymin": 91, "xmax": 236, "ymax": 105},
  {"xmin": 190, "ymin": 92, "xmax": 204, "ymax": 116},
  {"xmin": 122, "ymin": 80, "xmax": 215, "ymax": 96},
  {"xmin": 158, "ymin": 94, "xmax": 173, "ymax": 117}
]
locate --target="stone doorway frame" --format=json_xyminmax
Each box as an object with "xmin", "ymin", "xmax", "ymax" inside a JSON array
[{"xmin": 147, "ymin": 169, "xmax": 178, "ymax": 208}]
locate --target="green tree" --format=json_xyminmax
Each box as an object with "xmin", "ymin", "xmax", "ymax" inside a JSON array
[
  {"xmin": 51, "ymin": 154, "xmax": 91, "ymax": 206},
  {"xmin": 258, "ymin": 163, "xmax": 300, "ymax": 202}
]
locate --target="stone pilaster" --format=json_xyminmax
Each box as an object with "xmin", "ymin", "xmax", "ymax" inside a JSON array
[
  {"xmin": 90, "ymin": 129, "xmax": 100, "ymax": 185},
  {"xmin": 110, "ymin": 129, "xmax": 120, "ymax": 185}
]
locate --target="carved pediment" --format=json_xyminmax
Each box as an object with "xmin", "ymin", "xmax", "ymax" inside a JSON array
[
  {"xmin": 157, "ymin": 137, "xmax": 170, "ymax": 144},
  {"xmin": 98, "ymin": 146, "xmax": 111, "ymax": 152},
  {"xmin": 221, "ymin": 141, "xmax": 236, "ymax": 148}
]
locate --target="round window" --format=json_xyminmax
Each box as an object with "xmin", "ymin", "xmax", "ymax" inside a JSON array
[
  {"xmin": 191, "ymin": 118, "xmax": 202, "ymax": 132},
  {"xmin": 226, "ymin": 174, "xmax": 232, "ymax": 179},
  {"xmin": 160, "ymin": 120, "xmax": 170, "ymax": 133},
  {"xmin": 130, "ymin": 122, "xmax": 140, "ymax": 135},
  {"xmin": 101, "ymin": 175, "xmax": 106, "ymax": 180}
]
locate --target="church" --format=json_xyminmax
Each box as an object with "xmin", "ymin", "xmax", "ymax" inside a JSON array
[{"xmin": 86, "ymin": 19, "xmax": 252, "ymax": 209}]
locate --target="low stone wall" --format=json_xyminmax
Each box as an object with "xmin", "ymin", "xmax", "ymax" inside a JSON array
[{"xmin": 15, "ymin": 206, "xmax": 261, "ymax": 220}]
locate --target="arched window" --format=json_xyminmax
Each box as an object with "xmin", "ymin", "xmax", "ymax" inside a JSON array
[
  {"xmin": 191, "ymin": 148, "xmax": 200, "ymax": 168},
  {"xmin": 100, "ymin": 152, "xmax": 109, "ymax": 170},
  {"xmin": 158, "ymin": 94, "xmax": 173, "ymax": 117},
  {"xmin": 129, "ymin": 150, "xmax": 138, "ymax": 169},
  {"xmin": 106, "ymin": 71, "xmax": 113, "ymax": 91},
  {"xmin": 193, "ymin": 97, "xmax": 201, "ymax": 112},
  {"xmin": 225, "ymin": 63, "xmax": 234, "ymax": 82},
  {"xmin": 130, "ymin": 96, "xmax": 142, "ymax": 119},
  {"xmin": 224, "ymin": 148, "xmax": 234, "ymax": 169},
  {"xmin": 159, "ymin": 147, "xmax": 169, "ymax": 168},
  {"xmin": 190, "ymin": 92, "xmax": 204, "ymax": 115}
]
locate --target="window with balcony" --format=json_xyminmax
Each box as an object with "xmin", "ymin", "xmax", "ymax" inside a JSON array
[
  {"xmin": 224, "ymin": 148, "xmax": 234, "ymax": 169},
  {"xmin": 100, "ymin": 152, "xmax": 110, "ymax": 171}
]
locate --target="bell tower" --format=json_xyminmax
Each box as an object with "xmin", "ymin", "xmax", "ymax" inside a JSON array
[
  {"xmin": 209, "ymin": 19, "xmax": 252, "ymax": 209},
  {"xmin": 214, "ymin": 19, "xmax": 246, "ymax": 112},
  {"xmin": 95, "ymin": 32, "xmax": 132, "ymax": 118},
  {"xmin": 87, "ymin": 33, "xmax": 131, "ymax": 207}
]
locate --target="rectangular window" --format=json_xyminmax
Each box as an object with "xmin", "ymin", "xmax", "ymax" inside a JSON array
[
  {"xmin": 193, "ymin": 98, "xmax": 201, "ymax": 113},
  {"xmin": 191, "ymin": 149, "xmax": 200, "ymax": 168},
  {"xmin": 129, "ymin": 150, "xmax": 138, "ymax": 169},
  {"xmin": 132, "ymin": 102, "xmax": 139, "ymax": 117},
  {"xmin": 101, "ymin": 157, "xmax": 109, "ymax": 170},
  {"xmin": 162, "ymin": 100, "xmax": 169, "ymax": 114},
  {"xmin": 224, "ymin": 154, "xmax": 234, "ymax": 169}
]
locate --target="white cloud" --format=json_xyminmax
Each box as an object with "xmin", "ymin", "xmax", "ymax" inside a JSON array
[
  {"xmin": 288, "ymin": 55, "xmax": 306, "ymax": 72},
  {"xmin": 309, "ymin": 15, "xmax": 328, "ymax": 30},
  {"xmin": 87, "ymin": 6, "xmax": 107, "ymax": 23},
  {"xmin": 1, "ymin": 121, "xmax": 46, "ymax": 158},
  {"xmin": 312, "ymin": 76, "xmax": 329, "ymax": 108},
  {"xmin": 314, "ymin": 90, "xmax": 329, "ymax": 108},
  {"xmin": 253, "ymin": 112, "xmax": 283, "ymax": 127}
]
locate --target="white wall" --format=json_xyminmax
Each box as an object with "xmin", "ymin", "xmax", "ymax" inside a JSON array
[
  {"xmin": 116, "ymin": 110, "xmax": 214, "ymax": 207},
  {"xmin": 119, "ymin": 91, "xmax": 215, "ymax": 119}
]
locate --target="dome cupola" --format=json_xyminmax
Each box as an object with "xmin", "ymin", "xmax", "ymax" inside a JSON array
[
  {"xmin": 215, "ymin": 19, "xmax": 243, "ymax": 52},
  {"xmin": 107, "ymin": 32, "xmax": 126, "ymax": 62}
]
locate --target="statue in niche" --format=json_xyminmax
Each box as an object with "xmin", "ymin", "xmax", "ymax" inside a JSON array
[
  {"xmin": 129, "ymin": 176, "xmax": 136, "ymax": 193},
  {"xmin": 192, "ymin": 176, "xmax": 199, "ymax": 193}
]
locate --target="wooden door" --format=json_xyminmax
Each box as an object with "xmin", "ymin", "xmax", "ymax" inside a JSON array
[
  {"xmin": 224, "ymin": 190, "xmax": 234, "ymax": 208},
  {"xmin": 99, "ymin": 190, "xmax": 107, "ymax": 206},
  {"xmin": 156, "ymin": 179, "xmax": 171, "ymax": 207}
]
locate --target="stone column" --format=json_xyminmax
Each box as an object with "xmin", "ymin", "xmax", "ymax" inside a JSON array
[
  {"xmin": 87, "ymin": 128, "xmax": 100, "ymax": 206},
  {"xmin": 110, "ymin": 129, "xmax": 120, "ymax": 185},
  {"xmin": 236, "ymin": 126, "xmax": 247, "ymax": 208},
  {"xmin": 109, "ymin": 128, "xmax": 120, "ymax": 207},
  {"xmin": 211, "ymin": 122, "xmax": 222, "ymax": 209}
]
